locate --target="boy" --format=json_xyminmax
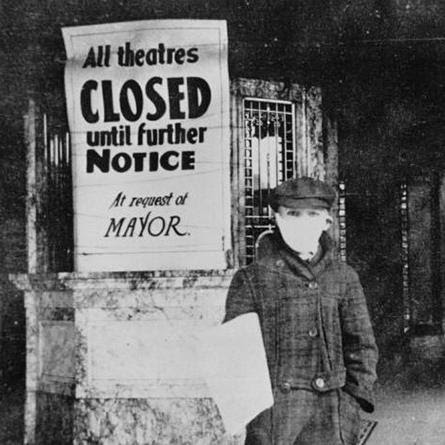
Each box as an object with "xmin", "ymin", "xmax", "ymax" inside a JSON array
[{"xmin": 224, "ymin": 177, "xmax": 378, "ymax": 445}]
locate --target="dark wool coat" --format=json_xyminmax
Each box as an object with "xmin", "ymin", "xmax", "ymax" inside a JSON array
[{"xmin": 224, "ymin": 232, "xmax": 378, "ymax": 445}]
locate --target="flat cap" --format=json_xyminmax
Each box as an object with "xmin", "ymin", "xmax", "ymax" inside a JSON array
[{"xmin": 268, "ymin": 177, "xmax": 336, "ymax": 210}]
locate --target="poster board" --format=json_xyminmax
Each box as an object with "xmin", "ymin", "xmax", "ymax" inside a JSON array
[{"xmin": 62, "ymin": 20, "xmax": 230, "ymax": 271}]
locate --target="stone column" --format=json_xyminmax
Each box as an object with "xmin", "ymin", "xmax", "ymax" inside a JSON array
[{"xmin": 11, "ymin": 271, "xmax": 245, "ymax": 445}]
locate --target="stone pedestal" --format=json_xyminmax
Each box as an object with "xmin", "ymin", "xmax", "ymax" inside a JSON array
[{"xmin": 11, "ymin": 271, "xmax": 244, "ymax": 445}]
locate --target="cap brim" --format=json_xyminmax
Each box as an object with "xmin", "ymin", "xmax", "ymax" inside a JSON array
[{"xmin": 274, "ymin": 197, "xmax": 331, "ymax": 210}]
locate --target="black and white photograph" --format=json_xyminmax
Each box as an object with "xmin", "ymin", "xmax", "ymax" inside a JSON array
[{"xmin": 0, "ymin": 1, "xmax": 445, "ymax": 444}]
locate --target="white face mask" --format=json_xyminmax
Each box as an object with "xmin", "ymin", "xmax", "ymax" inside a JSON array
[{"xmin": 275, "ymin": 210, "xmax": 331, "ymax": 258}]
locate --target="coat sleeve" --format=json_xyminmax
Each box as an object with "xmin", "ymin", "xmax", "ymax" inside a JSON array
[
  {"xmin": 340, "ymin": 268, "xmax": 378, "ymax": 413},
  {"xmin": 223, "ymin": 268, "xmax": 256, "ymax": 323}
]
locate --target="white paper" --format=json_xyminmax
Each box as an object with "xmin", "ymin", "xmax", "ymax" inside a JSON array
[
  {"xmin": 197, "ymin": 313, "xmax": 274, "ymax": 434},
  {"xmin": 62, "ymin": 20, "xmax": 231, "ymax": 272}
]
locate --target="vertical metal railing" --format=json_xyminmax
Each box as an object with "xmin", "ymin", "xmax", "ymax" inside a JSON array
[
  {"xmin": 400, "ymin": 182, "xmax": 410, "ymax": 332},
  {"xmin": 242, "ymin": 98, "xmax": 295, "ymax": 263},
  {"xmin": 43, "ymin": 114, "xmax": 73, "ymax": 272},
  {"xmin": 25, "ymin": 99, "xmax": 73, "ymax": 273},
  {"xmin": 338, "ymin": 180, "xmax": 347, "ymax": 262}
]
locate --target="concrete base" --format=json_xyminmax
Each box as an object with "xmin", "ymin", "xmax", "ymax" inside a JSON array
[{"xmin": 11, "ymin": 271, "xmax": 245, "ymax": 445}]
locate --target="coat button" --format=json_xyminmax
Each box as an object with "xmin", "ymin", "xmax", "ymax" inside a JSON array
[
  {"xmin": 280, "ymin": 381, "xmax": 291, "ymax": 393},
  {"xmin": 308, "ymin": 328, "xmax": 318, "ymax": 338},
  {"xmin": 308, "ymin": 281, "xmax": 318, "ymax": 289},
  {"xmin": 314, "ymin": 377, "xmax": 325, "ymax": 389}
]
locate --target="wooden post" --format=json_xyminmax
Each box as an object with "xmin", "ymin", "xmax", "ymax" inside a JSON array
[
  {"xmin": 324, "ymin": 115, "xmax": 340, "ymax": 250},
  {"xmin": 296, "ymin": 87, "xmax": 325, "ymax": 180},
  {"xmin": 306, "ymin": 87, "xmax": 325, "ymax": 180},
  {"xmin": 230, "ymin": 86, "xmax": 243, "ymax": 269},
  {"xmin": 25, "ymin": 99, "xmax": 38, "ymax": 274},
  {"xmin": 25, "ymin": 98, "xmax": 49, "ymax": 274},
  {"xmin": 296, "ymin": 89, "xmax": 309, "ymax": 178}
]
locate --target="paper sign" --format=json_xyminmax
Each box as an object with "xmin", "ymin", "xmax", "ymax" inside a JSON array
[
  {"xmin": 62, "ymin": 20, "xmax": 230, "ymax": 271},
  {"xmin": 197, "ymin": 313, "xmax": 274, "ymax": 434}
]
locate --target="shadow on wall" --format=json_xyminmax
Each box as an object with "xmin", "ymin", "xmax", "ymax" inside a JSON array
[
  {"xmin": 0, "ymin": 387, "xmax": 24, "ymax": 445},
  {"xmin": 0, "ymin": 275, "xmax": 25, "ymax": 444},
  {"xmin": 0, "ymin": 274, "xmax": 25, "ymax": 388}
]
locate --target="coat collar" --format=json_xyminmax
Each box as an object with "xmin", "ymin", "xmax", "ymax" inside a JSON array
[{"xmin": 257, "ymin": 231, "xmax": 334, "ymax": 281}]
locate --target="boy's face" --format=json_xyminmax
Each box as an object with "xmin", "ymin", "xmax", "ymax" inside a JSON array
[{"xmin": 275, "ymin": 205, "xmax": 332, "ymax": 255}]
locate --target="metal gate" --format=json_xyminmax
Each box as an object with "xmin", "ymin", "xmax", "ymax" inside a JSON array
[
  {"xmin": 25, "ymin": 99, "xmax": 73, "ymax": 273},
  {"xmin": 242, "ymin": 97, "xmax": 296, "ymax": 263},
  {"xmin": 240, "ymin": 95, "xmax": 345, "ymax": 264}
]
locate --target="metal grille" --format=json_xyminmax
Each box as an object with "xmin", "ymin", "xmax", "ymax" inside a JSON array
[
  {"xmin": 43, "ymin": 114, "xmax": 74, "ymax": 272},
  {"xmin": 400, "ymin": 182, "xmax": 410, "ymax": 332},
  {"xmin": 243, "ymin": 98, "xmax": 296, "ymax": 263},
  {"xmin": 338, "ymin": 181, "xmax": 347, "ymax": 262}
]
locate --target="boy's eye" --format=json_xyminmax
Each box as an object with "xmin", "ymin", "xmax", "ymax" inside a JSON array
[
  {"xmin": 285, "ymin": 209, "xmax": 320, "ymax": 217},
  {"xmin": 286, "ymin": 210, "xmax": 302, "ymax": 217}
]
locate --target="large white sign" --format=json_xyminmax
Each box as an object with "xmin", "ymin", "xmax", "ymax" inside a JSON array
[{"xmin": 63, "ymin": 20, "xmax": 230, "ymax": 271}]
